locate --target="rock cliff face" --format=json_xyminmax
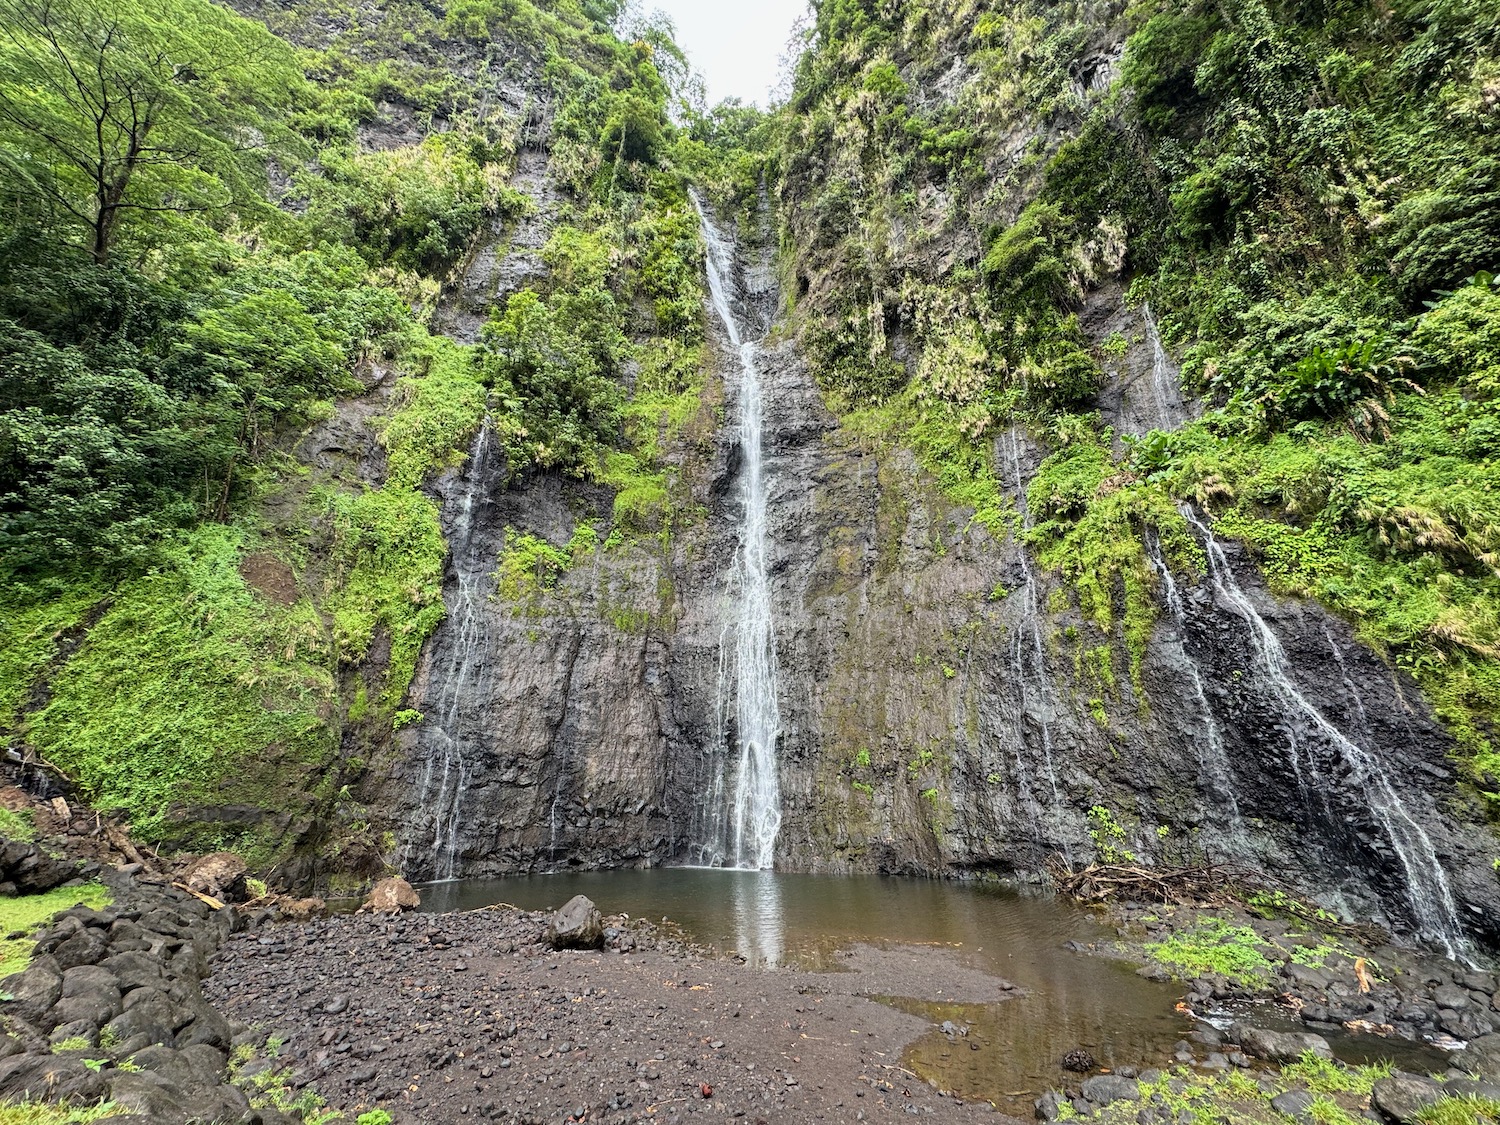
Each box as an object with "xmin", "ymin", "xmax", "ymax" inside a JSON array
[{"xmin": 374, "ymin": 195, "xmax": 1500, "ymax": 952}]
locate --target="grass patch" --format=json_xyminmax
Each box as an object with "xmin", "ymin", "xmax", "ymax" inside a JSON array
[
  {"xmin": 0, "ymin": 1102, "xmax": 121, "ymax": 1125},
  {"xmin": 0, "ymin": 587, "xmax": 99, "ymax": 733},
  {"xmin": 1283, "ymin": 1051, "xmax": 1391, "ymax": 1096},
  {"xmin": 1142, "ymin": 918, "xmax": 1277, "ymax": 987},
  {"xmin": 0, "ymin": 883, "xmax": 110, "ymax": 978},
  {"xmin": 0, "ymin": 809, "xmax": 35, "ymax": 842},
  {"xmin": 1414, "ymin": 1096, "xmax": 1500, "ymax": 1125}
]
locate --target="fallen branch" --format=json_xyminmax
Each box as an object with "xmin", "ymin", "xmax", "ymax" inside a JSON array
[{"xmin": 1048, "ymin": 859, "xmax": 1266, "ymax": 907}]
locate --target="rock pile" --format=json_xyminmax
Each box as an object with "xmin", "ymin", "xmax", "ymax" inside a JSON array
[
  {"xmin": 0, "ymin": 834, "xmax": 95, "ymax": 895},
  {"xmin": 0, "ymin": 871, "xmax": 300, "ymax": 1123}
]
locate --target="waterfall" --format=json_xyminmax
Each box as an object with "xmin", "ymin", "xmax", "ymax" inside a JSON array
[
  {"xmin": 692, "ymin": 192, "xmax": 783, "ymax": 871},
  {"xmin": 1144, "ymin": 531, "xmax": 1247, "ymax": 852},
  {"xmin": 1001, "ymin": 430, "xmax": 1068, "ymax": 855},
  {"xmin": 1181, "ymin": 507, "xmax": 1467, "ymax": 957},
  {"xmin": 1139, "ymin": 303, "xmax": 1189, "ymax": 433},
  {"xmin": 402, "ymin": 420, "xmax": 496, "ymax": 880}
]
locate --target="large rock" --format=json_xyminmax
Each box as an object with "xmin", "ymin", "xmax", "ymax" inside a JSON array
[
  {"xmin": 0, "ymin": 956, "xmax": 62, "ymax": 1028},
  {"xmin": 547, "ymin": 895, "xmax": 604, "ymax": 950},
  {"xmin": 181, "ymin": 853, "xmax": 247, "ymax": 902},
  {"xmin": 1451, "ymin": 1033, "xmax": 1500, "ymax": 1079},
  {"xmin": 1371, "ymin": 1074, "xmax": 1444, "ymax": 1124},
  {"xmin": 1272, "ymin": 1090, "xmax": 1317, "ymax": 1120},
  {"xmin": 1079, "ymin": 1075, "xmax": 1140, "ymax": 1108},
  {"xmin": 1230, "ymin": 1024, "xmax": 1333, "ymax": 1064},
  {"xmin": 360, "ymin": 877, "xmax": 420, "ymax": 914}
]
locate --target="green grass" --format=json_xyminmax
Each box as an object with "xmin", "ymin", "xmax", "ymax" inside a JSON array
[
  {"xmin": 1413, "ymin": 1096, "xmax": 1500, "ymax": 1125},
  {"xmin": 1282, "ymin": 1052, "xmax": 1391, "ymax": 1096},
  {"xmin": 0, "ymin": 883, "xmax": 110, "ymax": 977},
  {"xmin": 0, "ymin": 809, "xmax": 35, "ymax": 842},
  {"xmin": 0, "ymin": 1102, "xmax": 121, "ymax": 1125},
  {"xmin": 0, "ymin": 587, "xmax": 99, "ymax": 733},
  {"xmin": 1142, "ymin": 918, "xmax": 1278, "ymax": 987}
]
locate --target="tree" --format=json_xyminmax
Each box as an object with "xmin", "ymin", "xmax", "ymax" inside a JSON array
[{"xmin": 0, "ymin": 0, "xmax": 303, "ymax": 264}]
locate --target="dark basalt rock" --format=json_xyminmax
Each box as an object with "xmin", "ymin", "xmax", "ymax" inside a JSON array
[
  {"xmin": 1230, "ymin": 1024, "xmax": 1333, "ymax": 1064},
  {"xmin": 1371, "ymin": 1074, "xmax": 1444, "ymax": 1123},
  {"xmin": 548, "ymin": 894, "xmax": 605, "ymax": 950},
  {"xmin": 0, "ymin": 872, "xmax": 298, "ymax": 1122}
]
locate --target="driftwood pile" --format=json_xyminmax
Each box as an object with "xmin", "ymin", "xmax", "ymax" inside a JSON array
[{"xmin": 1049, "ymin": 859, "xmax": 1265, "ymax": 906}]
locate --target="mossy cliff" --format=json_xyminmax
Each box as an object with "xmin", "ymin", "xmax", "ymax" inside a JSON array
[{"xmin": 2, "ymin": 0, "xmax": 1500, "ymax": 949}]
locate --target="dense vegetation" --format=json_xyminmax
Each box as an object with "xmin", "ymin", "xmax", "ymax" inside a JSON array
[
  {"xmin": 4, "ymin": 0, "xmax": 1499, "ymax": 876},
  {"xmin": 776, "ymin": 0, "xmax": 1500, "ymax": 809},
  {"xmin": 0, "ymin": 0, "xmax": 723, "ymax": 864}
]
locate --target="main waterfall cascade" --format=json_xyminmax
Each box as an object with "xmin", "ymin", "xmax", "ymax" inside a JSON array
[
  {"xmin": 691, "ymin": 194, "xmax": 784, "ymax": 871},
  {"xmin": 403, "ymin": 421, "xmax": 496, "ymax": 880}
]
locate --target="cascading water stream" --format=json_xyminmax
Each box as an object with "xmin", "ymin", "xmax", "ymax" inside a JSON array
[
  {"xmin": 1144, "ymin": 532, "xmax": 1247, "ymax": 852},
  {"xmin": 1001, "ymin": 430, "xmax": 1068, "ymax": 854},
  {"xmin": 1182, "ymin": 507, "xmax": 1467, "ymax": 957},
  {"xmin": 403, "ymin": 420, "xmax": 496, "ymax": 881},
  {"xmin": 1138, "ymin": 304, "xmax": 1189, "ymax": 433},
  {"xmin": 692, "ymin": 192, "xmax": 782, "ymax": 871}
]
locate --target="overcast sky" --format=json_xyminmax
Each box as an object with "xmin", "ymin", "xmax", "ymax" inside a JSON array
[{"xmin": 642, "ymin": 1, "xmax": 809, "ymax": 107}]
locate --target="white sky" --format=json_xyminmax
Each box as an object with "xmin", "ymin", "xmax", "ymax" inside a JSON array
[{"xmin": 643, "ymin": 1, "xmax": 808, "ymax": 107}]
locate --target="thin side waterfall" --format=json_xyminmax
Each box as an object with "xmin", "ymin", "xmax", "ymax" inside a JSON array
[
  {"xmin": 692, "ymin": 192, "xmax": 782, "ymax": 871},
  {"xmin": 403, "ymin": 419, "xmax": 495, "ymax": 880},
  {"xmin": 1182, "ymin": 507, "xmax": 1467, "ymax": 957},
  {"xmin": 1140, "ymin": 303, "xmax": 1188, "ymax": 432},
  {"xmin": 1002, "ymin": 430, "xmax": 1067, "ymax": 852},
  {"xmin": 1144, "ymin": 532, "xmax": 1247, "ymax": 852},
  {"xmin": 1323, "ymin": 624, "xmax": 1370, "ymax": 733}
]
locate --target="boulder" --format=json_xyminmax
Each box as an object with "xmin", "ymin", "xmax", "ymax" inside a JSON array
[
  {"xmin": 1451, "ymin": 1033, "xmax": 1500, "ymax": 1079},
  {"xmin": 0, "ymin": 956, "xmax": 63, "ymax": 1027},
  {"xmin": 1036, "ymin": 1090, "xmax": 1068, "ymax": 1121},
  {"xmin": 1080, "ymin": 1074, "xmax": 1140, "ymax": 1108},
  {"xmin": 181, "ymin": 853, "xmax": 247, "ymax": 902},
  {"xmin": 1229, "ymin": 1024, "xmax": 1333, "ymax": 1064},
  {"xmin": 279, "ymin": 896, "xmax": 326, "ymax": 922},
  {"xmin": 1271, "ymin": 1090, "xmax": 1317, "ymax": 1120},
  {"xmin": 1371, "ymin": 1074, "xmax": 1443, "ymax": 1124},
  {"xmin": 360, "ymin": 877, "xmax": 420, "ymax": 915},
  {"xmin": 547, "ymin": 895, "xmax": 604, "ymax": 950}
]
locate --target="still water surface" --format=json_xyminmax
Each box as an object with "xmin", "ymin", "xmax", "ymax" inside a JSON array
[{"xmin": 420, "ymin": 870, "xmax": 1192, "ymax": 1110}]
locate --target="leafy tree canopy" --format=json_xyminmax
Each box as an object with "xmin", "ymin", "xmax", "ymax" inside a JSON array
[{"xmin": 0, "ymin": 0, "xmax": 305, "ymax": 263}]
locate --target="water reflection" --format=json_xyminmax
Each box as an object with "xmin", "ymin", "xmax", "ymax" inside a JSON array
[{"xmin": 729, "ymin": 869, "xmax": 784, "ymax": 965}]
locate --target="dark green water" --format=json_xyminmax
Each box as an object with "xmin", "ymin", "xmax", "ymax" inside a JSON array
[{"xmin": 419, "ymin": 870, "xmax": 1193, "ymax": 1109}]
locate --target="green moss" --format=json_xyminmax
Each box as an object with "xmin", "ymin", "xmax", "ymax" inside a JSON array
[
  {"xmin": 27, "ymin": 527, "xmax": 337, "ymax": 860},
  {"xmin": 0, "ymin": 883, "xmax": 110, "ymax": 978},
  {"xmin": 493, "ymin": 524, "xmax": 597, "ymax": 613},
  {"xmin": 1143, "ymin": 919, "xmax": 1277, "ymax": 987},
  {"xmin": 324, "ymin": 486, "xmax": 448, "ymax": 711},
  {"xmin": 1025, "ymin": 422, "xmax": 1204, "ymax": 695},
  {"xmin": 379, "ymin": 337, "xmax": 488, "ymax": 490}
]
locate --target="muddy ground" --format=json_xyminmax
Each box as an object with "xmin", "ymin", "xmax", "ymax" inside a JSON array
[{"xmin": 205, "ymin": 907, "xmax": 1022, "ymax": 1124}]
